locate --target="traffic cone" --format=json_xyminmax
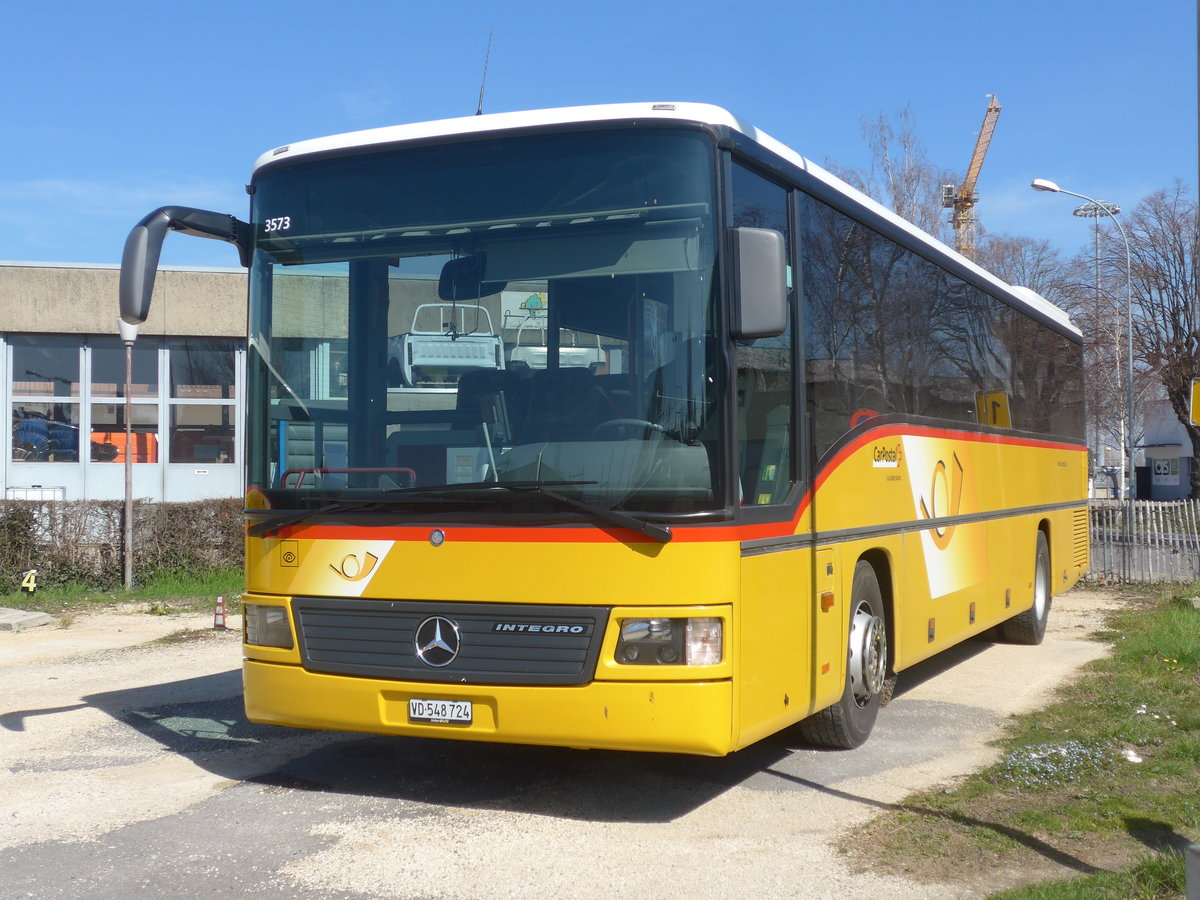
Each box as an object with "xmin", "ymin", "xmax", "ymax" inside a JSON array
[{"xmin": 213, "ymin": 595, "xmax": 227, "ymax": 630}]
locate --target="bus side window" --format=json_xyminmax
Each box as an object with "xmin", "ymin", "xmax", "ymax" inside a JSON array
[{"xmin": 731, "ymin": 162, "xmax": 795, "ymax": 506}]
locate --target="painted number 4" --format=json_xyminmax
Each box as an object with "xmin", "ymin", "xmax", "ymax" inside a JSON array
[{"xmin": 20, "ymin": 569, "xmax": 37, "ymax": 593}]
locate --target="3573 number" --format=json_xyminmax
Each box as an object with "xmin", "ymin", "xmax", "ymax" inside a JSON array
[{"xmin": 263, "ymin": 216, "xmax": 292, "ymax": 233}]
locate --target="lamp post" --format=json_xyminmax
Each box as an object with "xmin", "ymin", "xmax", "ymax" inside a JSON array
[
  {"xmin": 117, "ymin": 318, "xmax": 139, "ymax": 590},
  {"xmin": 1072, "ymin": 198, "xmax": 1123, "ymax": 486},
  {"xmin": 1031, "ymin": 179, "xmax": 1135, "ymax": 572}
]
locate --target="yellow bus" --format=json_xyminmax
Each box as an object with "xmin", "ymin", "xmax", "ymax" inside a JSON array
[{"xmin": 119, "ymin": 102, "xmax": 1087, "ymax": 755}]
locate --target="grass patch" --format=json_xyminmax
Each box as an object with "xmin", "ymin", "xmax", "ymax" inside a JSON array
[
  {"xmin": 989, "ymin": 851, "xmax": 1186, "ymax": 899},
  {"xmin": 0, "ymin": 568, "xmax": 243, "ymax": 616},
  {"xmin": 845, "ymin": 585, "xmax": 1200, "ymax": 897}
]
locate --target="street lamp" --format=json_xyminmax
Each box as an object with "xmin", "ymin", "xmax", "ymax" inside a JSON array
[
  {"xmin": 1072, "ymin": 199, "xmax": 1123, "ymax": 486},
  {"xmin": 1031, "ymin": 178, "xmax": 1135, "ymax": 570}
]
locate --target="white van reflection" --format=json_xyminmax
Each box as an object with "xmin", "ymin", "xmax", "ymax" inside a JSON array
[{"xmin": 387, "ymin": 303, "xmax": 504, "ymax": 389}]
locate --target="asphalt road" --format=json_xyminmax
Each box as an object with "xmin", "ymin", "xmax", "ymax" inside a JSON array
[{"xmin": 0, "ymin": 591, "xmax": 1118, "ymax": 899}]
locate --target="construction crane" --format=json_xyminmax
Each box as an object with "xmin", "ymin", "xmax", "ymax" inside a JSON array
[{"xmin": 942, "ymin": 94, "xmax": 1002, "ymax": 260}]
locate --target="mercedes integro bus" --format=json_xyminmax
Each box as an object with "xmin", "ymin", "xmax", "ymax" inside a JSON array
[{"xmin": 119, "ymin": 102, "xmax": 1087, "ymax": 755}]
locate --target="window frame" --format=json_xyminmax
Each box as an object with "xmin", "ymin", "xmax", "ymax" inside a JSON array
[{"xmin": 723, "ymin": 152, "xmax": 804, "ymax": 525}]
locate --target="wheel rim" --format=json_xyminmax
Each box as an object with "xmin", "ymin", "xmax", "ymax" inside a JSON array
[
  {"xmin": 1033, "ymin": 543, "xmax": 1049, "ymax": 620},
  {"xmin": 849, "ymin": 602, "xmax": 887, "ymax": 706}
]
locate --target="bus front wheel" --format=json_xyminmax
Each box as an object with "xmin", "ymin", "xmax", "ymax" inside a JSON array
[
  {"xmin": 1000, "ymin": 531, "xmax": 1052, "ymax": 645},
  {"xmin": 798, "ymin": 560, "xmax": 890, "ymax": 749}
]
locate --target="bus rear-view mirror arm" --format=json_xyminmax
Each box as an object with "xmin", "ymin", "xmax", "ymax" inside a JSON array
[
  {"xmin": 729, "ymin": 226, "xmax": 787, "ymax": 340},
  {"xmin": 119, "ymin": 206, "xmax": 250, "ymax": 325}
]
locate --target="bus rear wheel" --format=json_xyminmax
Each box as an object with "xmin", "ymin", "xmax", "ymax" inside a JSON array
[
  {"xmin": 1000, "ymin": 531, "xmax": 1052, "ymax": 645},
  {"xmin": 798, "ymin": 560, "xmax": 889, "ymax": 749}
]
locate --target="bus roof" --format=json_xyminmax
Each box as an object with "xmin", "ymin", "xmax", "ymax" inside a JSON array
[{"xmin": 253, "ymin": 102, "xmax": 1079, "ymax": 338}]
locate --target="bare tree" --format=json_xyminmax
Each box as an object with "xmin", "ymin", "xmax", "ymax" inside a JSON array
[
  {"xmin": 1117, "ymin": 181, "xmax": 1200, "ymax": 494},
  {"xmin": 830, "ymin": 105, "xmax": 956, "ymax": 242},
  {"xmin": 976, "ymin": 234, "xmax": 1074, "ymax": 306}
]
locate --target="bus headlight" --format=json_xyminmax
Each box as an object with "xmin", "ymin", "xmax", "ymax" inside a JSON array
[
  {"xmin": 617, "ymin": 617, "xmax": 722, "ymax": 666},
  {"xmin": 685, "ymin": 618, "xmax": 723, "ymax": 666},
  {"xmin": 244, "ymin": 604, "xmax": 294, "ymax": 649}
]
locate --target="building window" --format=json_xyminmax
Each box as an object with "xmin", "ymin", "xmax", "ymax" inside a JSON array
[
  {"xmin": 168, "ymin": 339, "xmax": 237, "ymax": 463},
  {"xmin": 90, "ymin": 403, "xmax": 160, "ymax": 462},
  {"xmin": 88, "ymin": 336, "xmax": 160, "ymax": 462},
  {"xmin": 9, "ymin": 333, "xmax": 240, "ymax": 470},
  {"xmin": 13, "ymin": 401, "xmax": 81, "ymax": 462},
  {"xmin": 11, "ymin": 335, "xmax": 81, "ymax": 462},
  {"xmin": 90, "ymin": 336, "xmax": 159, "ymax": 398}
]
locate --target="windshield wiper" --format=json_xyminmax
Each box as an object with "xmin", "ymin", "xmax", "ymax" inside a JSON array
[
  {"xmin": 246, "ymin": 480, "xmax": 672, "ymax": 543},
  {"xmin": 246, "ymin": 500, "xmax": 393, "ymax": 538},
  {"xmin": 390, "ymin": 480, "xmax": 672, "ymax": 543},
  {"xmin": 245, "ymin": 482, "xmax": 596, "ymax": 537},
  {"xmin": 512, "ymin": 484, "xmax": 673, "ymax": 544}
]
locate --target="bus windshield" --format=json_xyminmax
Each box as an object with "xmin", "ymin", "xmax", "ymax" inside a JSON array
[{"xmin": 246, "ymin": 128, "xmax": 723, "ymax": 518}]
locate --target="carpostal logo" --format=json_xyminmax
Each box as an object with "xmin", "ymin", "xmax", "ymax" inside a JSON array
[{"xmin": 872, "ymin": 443, "xmax": 904, "ymax": 468}]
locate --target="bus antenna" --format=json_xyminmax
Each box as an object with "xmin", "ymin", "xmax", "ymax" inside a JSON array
[{"xmin": 476, "ymin": 29, "xmax": 494, "ymax": 115}]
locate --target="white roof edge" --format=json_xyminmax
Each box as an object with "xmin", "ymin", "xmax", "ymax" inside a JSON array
[
  {"xmin": 252, "ymin": 102, "xmax": 744, "ymax": 172},
  {"xmin": 1006, "ymin": 285, "xmax": 1079, "ymax": 334},
  {"xmin": 252, "ymin": 101, "xmax": 1080, "ymax": 338}
]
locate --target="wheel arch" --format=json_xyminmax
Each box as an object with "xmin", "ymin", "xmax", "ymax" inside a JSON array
[
  {"xmin": 1037, "ymin": 517, "xmax": 1052, "ymax": 586},
  {"xmin": 856, "ymin": 547, "xmax": 896, "ymax": 675}
]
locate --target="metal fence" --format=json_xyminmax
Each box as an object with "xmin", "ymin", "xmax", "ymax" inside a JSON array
[{"xmin": 1088, "ymin": 499, "xmax": 1200, "ymax": 584}]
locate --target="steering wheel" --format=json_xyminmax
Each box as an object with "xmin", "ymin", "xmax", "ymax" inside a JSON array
[{"xmin": 591, "ymin": 419, "xmax": 667, "ymax": 440}]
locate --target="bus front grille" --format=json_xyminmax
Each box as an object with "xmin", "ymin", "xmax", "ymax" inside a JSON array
[{"xmin": 292, "ymin": 597, "xmax": 609, "ymax": 686}]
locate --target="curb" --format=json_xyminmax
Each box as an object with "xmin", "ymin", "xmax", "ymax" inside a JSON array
[{"xmin": 0, "ymin": 608, "xmax": 53, "ymax": 632}]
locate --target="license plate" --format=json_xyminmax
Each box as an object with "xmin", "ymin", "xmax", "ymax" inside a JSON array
[{"xmin": 408, "ymin": 698, "xmax": 472, "ymax": 724}]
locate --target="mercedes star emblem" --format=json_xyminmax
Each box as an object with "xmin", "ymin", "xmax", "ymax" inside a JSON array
[{"xmin": 414, "ymin": 616, "xmax": 462, "ymax": 667}]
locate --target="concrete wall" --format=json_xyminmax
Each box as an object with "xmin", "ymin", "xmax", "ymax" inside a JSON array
[{"xmin": 1, "ymin": 262, "xmax": 247, "ymax": 336}]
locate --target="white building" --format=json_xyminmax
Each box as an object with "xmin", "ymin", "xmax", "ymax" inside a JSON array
[
  {"xmin": 1140, "ymin": 397, "xmax": 1191, "ymax": 501},
  {"xmin": 3, "ymin": 261, "xmax": 246, "ymax": 502}
]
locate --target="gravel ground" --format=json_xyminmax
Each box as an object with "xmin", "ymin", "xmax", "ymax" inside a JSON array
[{"xmin": 0, "ymin": 589, "xmax": 1123, "ymax": 899}]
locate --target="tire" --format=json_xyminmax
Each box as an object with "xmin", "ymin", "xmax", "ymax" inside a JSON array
[
  {"xmin": 1000, "ymin": 531, "xmax": 1052, "ymax": 645},
  {"xmin": 798, "ymin": 560, "xmax": 890, "ymax": 749}
]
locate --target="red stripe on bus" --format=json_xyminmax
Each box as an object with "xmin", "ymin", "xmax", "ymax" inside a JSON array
[{"xmin": 265, "ymin": 425, "xmax": 1083, "ymax": 545}]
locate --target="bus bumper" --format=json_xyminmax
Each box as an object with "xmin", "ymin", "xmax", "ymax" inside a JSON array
[{"xmin": 243, "ymin": 659, "xmax": 735, "ymax": 756}]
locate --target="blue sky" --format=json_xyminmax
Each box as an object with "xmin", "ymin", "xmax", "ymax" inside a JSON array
[{"xmin": 0, "ymin": 0, "xmax": 1194, "ymax": 271}]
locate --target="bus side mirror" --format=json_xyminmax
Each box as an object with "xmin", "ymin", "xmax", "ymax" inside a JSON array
[
  {"xmin": 730, "ymin": 226, "xmax": 787, "ymax": 339},
  {"xmin": 119, "ymin": 206, "xmax": 249, "ymax": 325}
]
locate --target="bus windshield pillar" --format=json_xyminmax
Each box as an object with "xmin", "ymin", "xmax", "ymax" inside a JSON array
[{"xmin": 347, "ymin": 259, "xmax": 391, "ymax": 472}]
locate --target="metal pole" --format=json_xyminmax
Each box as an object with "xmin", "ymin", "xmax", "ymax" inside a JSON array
[
  {"xmin": 1071, "ymin": 197, "xmax": 1130, "ymax": 574},
  {"xmin": 1186, "ymin": 841, "xmax": 1199, "ymax": 900},
  {"xmin": 1053, "ymin": 188, "xmax": 1134, "ymax": 571},
  {"xmin": 123, "ymin": 338, "xmax": 134, "ymax": 590},
  {"xmin": 117, "ymin": 317, "xmax": 139, "ymax": 590}
]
